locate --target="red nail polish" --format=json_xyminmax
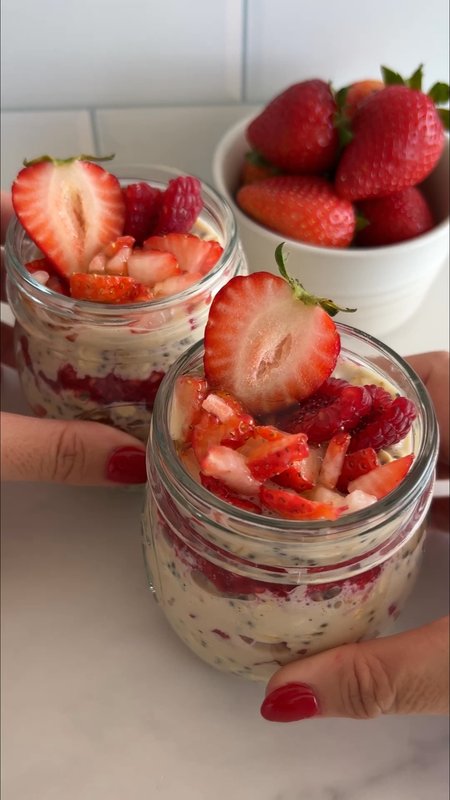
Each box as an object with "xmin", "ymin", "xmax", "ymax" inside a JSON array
[
  {"xmin": 106, "ymin": 446, "xmax": 147, "ymax": 484},
  {"xmin": 260, "ymin": 683, "xmax": 320, "ymax": 722}
]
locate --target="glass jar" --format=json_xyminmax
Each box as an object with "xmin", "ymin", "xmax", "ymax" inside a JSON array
[
  {"xmin": 5, "ymin": 165, "xmax": 247, "ymax": 441},
  {"xmin": 142, "ymin": 327, "xmax": 439, "ymax": 681}
]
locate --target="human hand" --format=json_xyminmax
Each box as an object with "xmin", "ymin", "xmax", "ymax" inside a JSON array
[
  {"xmin": 261, "ymin": 351, "xmax": 449, "ymax": 722},
  {"xmin": 1, "ymin": 191, "xmax": 147, "ymax": 486}
]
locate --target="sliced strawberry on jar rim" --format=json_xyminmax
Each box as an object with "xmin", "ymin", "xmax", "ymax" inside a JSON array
[
  {"xmin": 200, "ymin": 473, "xmax": 262, "ymax": 514},
  {"xmin": 204, "ymin": 247, "xmax": 352, "ymax": 415},
  {"xmin": 170, "ymin": 376, "xmax": 208, "ymax": 444},
  {"xmin": 153, "ymin": 271, "xmax": 204, "ymax": 298},
  {"xmin": 347, "ymin": 453, "xmax": 414, "ymax": 499},
  {"xmin": 144, "ymin": 233, "xmax": 224, "ymax": 275},
  {"xmin": 12, "ymin": 154, "xmax": 125, "ymax": 278},
  {"xmin": 260, "ymin": 484, "xmax": 340, "ymax": 521}
]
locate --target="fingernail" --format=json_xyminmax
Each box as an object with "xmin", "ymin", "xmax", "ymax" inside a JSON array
[
  {"xmin": 106, "ymin": 446, "xmax": 147, "ymax": 484},
  {"xmin": 260, "ymin": 683, "xmax": 320, "ymax": 723}
]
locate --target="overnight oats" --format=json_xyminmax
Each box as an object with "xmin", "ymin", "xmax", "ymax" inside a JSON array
[
  {"xmin": 142, "ymin": 248, "xmax": 438, "ymax": 680},
  {"xmin": 5, "ymin": 158, "xmax": 247, "ymax": 439}
]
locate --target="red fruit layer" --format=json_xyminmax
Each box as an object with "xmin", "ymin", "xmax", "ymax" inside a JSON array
[
  {"xmin": 160, "ymin": 517, "xmax": 383, "ymax": 600},
  {"xmin": 153, "ymin": 176, "xmax": 203, "ymax": 236},
  {"xmin": 122, "ymin": 182, "xmax": 162, "ymax": 245},
  {"xmin": 37, "ymin": 362, "xmax": 164, "ymax": 409},
  {"xmin": 349, "ymin": 395, "xmax": 417, "ymax": 452}
]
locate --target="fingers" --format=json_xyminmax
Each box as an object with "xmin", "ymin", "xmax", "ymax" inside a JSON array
[
  {"xmin": 1, "ymin": 322, "xmax": 16, "ymax": 367},
  {"xmin": 261, "ymin": 617, "xmax": 449, "ymax": 722},
  {"xmin": 1, "ymin": 191, "xmax": 14, "ymax": 244},
  {"xmin": 1, "ymin": 412, "xmax": 147, "ymax": 486},
  {"xmin": 405, "ymin": 351, "xmax": 450, "ymax": 464}
]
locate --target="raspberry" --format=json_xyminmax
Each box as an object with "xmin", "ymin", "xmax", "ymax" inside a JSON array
[
  {"xmin": 153, "ymin": 176, "xmax": 203, "ymax": 235},
  {"xmin": 123, "ymin": 182, "xmax": 161, "ymax": 244},
  {"xmin": 279, "ymin": 379, "xmax": 373, "ymax": 444},
  {"xmin": 349, "ymin": 395, "xmax": 417, "ymax": 452}
]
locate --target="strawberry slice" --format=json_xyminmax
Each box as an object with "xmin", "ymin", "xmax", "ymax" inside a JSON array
[
  {"xmin": 127, "ymin": 249, "xmax": 180, "ymax": 286},
  {"xmin": 12, "ymin": 155, "xmax": 125, "ymax": 278},
  {"xmin": 204, "ymin": 256, "xmax": 344, "ymax": 414},
  {"xmin": 144, "ymin": 233, "xmax": 223, "ymax": 275},
  {"xmin": 200, "ymin": 474, "xmax": 262, "ymax": 513},
  {"xmin": 244, "ymin": 431, "xmax": 309, "ymax": 482},
  {"xmin": 274, "ymin": 447, "xmax": 322, "ymax": 492},
  {"xmin": 170, "ymin": 376, "xmax": 208, "ymax": 443},
  {"xmin": 202, "ymin": 391, "xmax": 255, "ymax": 448},
  {"xmin": 336, "ymin": 447, "xmax": 380, "ymax": 492},
  {"xmin": 347, "ymin": 454, "xmax": 414, "ymax": 499},
  {"xmin": 200, "ymin": 445, "xmax": 261, "ymax": 496},
  {"xmin": 260, "ymin": 484, "xmax": 340, "ymax": 520},
  {"xmin": 318, "ymin": 432, "xmax": 351, "ymax": 489},
  {"xmin": 191, "ymin": 409, "xmax": 226, "ymax": 462},
  {"xmin": 26, "ymin": 257, "xmax": 69, "ymax": 295},
  {"xmin": 104, "ymin": 235, "xmax": 135, "ymax": 275},
  {"xmin": 70, "ymin": 273, "xmax": 151, "ymax": 304}
]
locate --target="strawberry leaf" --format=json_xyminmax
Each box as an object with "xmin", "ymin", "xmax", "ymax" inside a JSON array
[
  {"xmin": 274, "ymin": 243, "xmax": 356, "ymax": 317},
  {"xmin": 406, "ymin": 64, "xmax": 424, "ymax": 91},
  {"xmin": 428, "ymin": 81, "xmax": 450, "ymax": 104},
  {"xmin": 437, "ymin": 107, "xmax": 450, "ymax": 130},
  {"xmin": 381, "ymin": 66, "xmax": 405, "ymax": 86},
  {"xmin": 355, "ymin": 213, "xmax": 369, "ymax": 232},
  {"xmin": 23, "ymin": 153, "xmax": 115, "ymax": 167}
]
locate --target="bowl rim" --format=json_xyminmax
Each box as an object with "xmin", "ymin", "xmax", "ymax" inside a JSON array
[{"xmin": 212, "ymin": 114, "xmax": 450, "ymax": 259}]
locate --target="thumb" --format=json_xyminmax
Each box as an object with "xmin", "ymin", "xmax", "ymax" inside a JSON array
[
  {"xmin": 260, "ymin": 617, "xmax": 449, "ymax": 722},
  {"xmin": 1, "ymin": 412, "xmax": 147, "ymax": 485}
]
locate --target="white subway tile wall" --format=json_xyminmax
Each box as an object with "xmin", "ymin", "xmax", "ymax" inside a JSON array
[{"xmin": 1, "ymin": 0, "xmax": 449, "ymax": 187}]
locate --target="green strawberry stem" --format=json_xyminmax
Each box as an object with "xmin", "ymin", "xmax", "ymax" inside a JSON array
[
  {"xmin": 274, "ymin": 243, "xmax": 356, "ymax": 317},
  {"xmin": 23, "ymin": 153, "xmax": 115, "ymax": 167}
]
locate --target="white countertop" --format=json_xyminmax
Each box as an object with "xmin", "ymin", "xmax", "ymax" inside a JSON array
[{"xmin": 1, "ymin": 107, "xmax": 449, "ymax": 800}]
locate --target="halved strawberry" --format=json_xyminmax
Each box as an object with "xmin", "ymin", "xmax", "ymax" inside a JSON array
[
  {"xmin": 347, "ymin": 454, "xmax": 414, "ymax": 499},
  {"xmin": 204, "ymin": 258, "xmax": 343, "ymax": 414},
  {"xmin": 144, "ymin": 233, "xmax": 223, "ymax": 275},
  {"xmin": 127, "ymin": 249, "xmax": 180, "ymax": 286},
  {"xmin": 244, "ymin": 431, "xmax": 309, "ymax": 482},
  {"xmin": 260, "ymin": 484, "xmax": 339, "ymax": 520},
  {"xmin": 336, "ymin": 447, "xmax": 380, "ymax": 492},
  {"xmin": 318, "ymin": 432, "xmax": 351, "ymax": 489},
  {"xmin": 170, "ymin": 376, "xmax": 208, "ymax": 443},
  {"xmin": 12, "ymin": 155, "xmax": 125, "ymax": 278},
  {"xmin": 274, "ymin": 447, "xmax": 322, "ymax": 492},
  {"xmin": 70, "ymin": 273, "xmax": 150, "ymax": 304},
  {"xmin": 200, "ymin": 445, "xmax": 261, "ymax": 496}
]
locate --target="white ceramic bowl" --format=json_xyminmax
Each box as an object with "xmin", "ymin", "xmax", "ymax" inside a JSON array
[{"xmin": 212, "ymin": 115, "xmax": 449, "ymax": 338}]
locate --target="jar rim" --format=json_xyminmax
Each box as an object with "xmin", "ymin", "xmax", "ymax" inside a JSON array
[
  {"xmin": 149, "ymin": 327, "xmax": 439, "ymax": 546},
  {"xmin": 4, "ymin": 169, "xmax": 239, "ymax": 319}
]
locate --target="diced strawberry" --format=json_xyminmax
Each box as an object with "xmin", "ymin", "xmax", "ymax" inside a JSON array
[
  {"xmin": 70, "ymin": 273, "xmax": 148, "ymax": 304},
  {"xmin": 204, "ymin": 270, "xmax": 341, "ymax": 415},
  {"xmin": 153, "ymin": 271, "xmax": 203, "ymax": 298},
  {"xmin": 127, "ymin": 249, "xmax": 180, "ymax": 286},
  {"xmin": 318, "ymin": 432, "xmax": 351, "ymax": 489},
  {"xmin": 306, "ymin": 485, "xmax": 347, "ymax": 509},
  {"xmin": 12, "ymin": 155, "xmax": 125, "ymax": 277},
  {"xmin": 152, "ymin": 176, "xmax": 203, "ymax": 235},
  {"xmin": 201, "ymin": 445, "xmax": 261, "ymax": 496},
  {"xmin": 104, "ymin": 235, "xmax": 135, "ymax": 275},
  {"xmin": 88, "ymin": 251, "xmax": 107, "ymax": 274},
  {"xmin": 252, "ymin": 425, "xmax": 285, "ymax": 441},
  {"xmin": 274, "ymin": 446, "xmax": 321, "ymax": 492},
  {"xmin": 170, "ymin": 376, "xmax": 208, "ymax": 443},
  {"xmin": 244, "ymin": 431, "xmax": 309, "ymax": 482},
  {"xmin": 191, "ymin": 410, "xmax": 225, "ymax": 462},
  {"xmin": 144, "ymin": 233, "xmax": 223, "ymax": 275},
  {"xmin": 260, "ymin": 484, "xmax": 339, "ymax": 520},
  {"xmin": 200, "ymin": 474, "xmax": 262, "ymax": 513},
  {"xmin": 122, "ymin": 182, "xmax": 161, "ymax": 244},
  {"xmin": 336, "ymin": 447, "xmax": 380, "ymax": 492},
  {"xmin": 26, "ymin": 257, "xmax": 69, "ymax": 295},
  {"xmin": 347, "ymin": 454, "xmax": 414, "ymax": 499},
  {"xmin": 202, "ymin": 391, "xmax": 255, "ymax": 449},
  {"xmin": 342, "ymin": 489, "xmax": 378, "ymax": 513}
]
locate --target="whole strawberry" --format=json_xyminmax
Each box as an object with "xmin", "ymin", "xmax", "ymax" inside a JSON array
[
  {"xmin": 236, "ymin": 175, "xmax": 355, "ymax": 248},
  {"xmin": 246, "ymin": 80, "xmax": 339, "ymax": 173},
  {"xmin": 356, "ymin": 186, "xmax": 434, "ymax": 246},
  {"xmin": 335, "ymin": 66, "xmax": 449, "ymax": 201}
]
